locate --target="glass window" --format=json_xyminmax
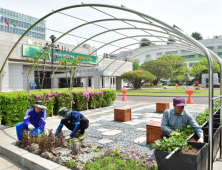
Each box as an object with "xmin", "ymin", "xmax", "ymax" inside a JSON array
[
  {"xmin": 0, "ymin": 25, "xmax": 2, "ymax": 31},
  {"xmin": 207, "ymin": 47, "xmax": 213, "ymax": 50},
  {"xmin": 18, "ymin": 29, "xmax": 21, "ymax": 35},
  {"xmin": 6, "ymin": 26, "xmax": 9, "ymax": 32},
  {"xmin": 16, "ymin": 28, "xmax": 18, "ymax": 34},
  {"xmin": 218, "ymin": 52, "xmax": 222, "ymax": 56},
  {"xmin": 218, "ymin": 46, "xmax": 222, "ymax": 49},
  {"xmin": 21, "ymin": 22, "xmax": 23, "ymax": 27},
  {"xmin": 18, "ymin": 21, "xmax": 20, "ymax": 27},
  {"xmin": 10, "ymin": 27, "xmax": 12, "ymax": 33},
  {"xmin": 199, "ymin": 54, "xmax": 205, "ymax": 57}
]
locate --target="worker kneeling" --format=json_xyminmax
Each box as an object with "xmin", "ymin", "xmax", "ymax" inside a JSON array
[
  {"xmin": 16, "ymin": 101, "xmax": 47, "ymax": 141},
  {"xmin": 55, "ymin": 107, "xmax": 89, "ymax": 138}
]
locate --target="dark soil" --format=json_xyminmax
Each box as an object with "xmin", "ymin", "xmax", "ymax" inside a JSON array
[
  {"xmin": 188, "ymin": 134, "xmax": 199, "ymax": 142},
  {"xmin": 181, "ymin": 146, "xmax": 199, "ymax": 155}
]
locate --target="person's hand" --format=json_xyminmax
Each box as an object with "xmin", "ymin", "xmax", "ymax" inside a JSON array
[
  {"xmin": 197, "ymin": 137, "xmax": 204, "ymax": 143},
  {"xmin": 28, "ymin": 124, "xmax": 35, "ymax": 130}
]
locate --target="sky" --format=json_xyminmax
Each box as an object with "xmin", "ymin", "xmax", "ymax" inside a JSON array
[{"xmin": 1, "ymin": 0, "xmax": 222, "ymax": 56}]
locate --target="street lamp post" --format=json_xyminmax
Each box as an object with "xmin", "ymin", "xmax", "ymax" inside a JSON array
[{"xmin": 43, "ymin": 35, "xmax": 62, "ymax": 89}]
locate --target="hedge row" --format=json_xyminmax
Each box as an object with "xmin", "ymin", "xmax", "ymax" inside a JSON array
[{"xmin": 0, "ymin": 89, "xmax": 117, "ymax": 126}]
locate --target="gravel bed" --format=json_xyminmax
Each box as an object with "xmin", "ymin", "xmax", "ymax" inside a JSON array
[{"xmin": 63, "ymin": 108, "xmax": 201, "ymax": 156}]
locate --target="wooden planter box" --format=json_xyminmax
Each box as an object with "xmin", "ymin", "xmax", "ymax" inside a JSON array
[
  {"xmin": 156, "ymin": 102, "xmax": 169, "ymax": 113},
  {"xmin": 146, "ymin": 121, "xmax": 162, "ymax": 144},
  {"xmin": 114, "ymin": 107, "xmax": 131, "ymax": 122}
]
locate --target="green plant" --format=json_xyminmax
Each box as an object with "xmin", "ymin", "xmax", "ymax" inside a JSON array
[
  {"xmin": 151, "ymin": 132, "xmax": 188, "ymax": 152},
  {"xmin": 92, "ymin": 149, "xmax": 100, "ymax": 153},
  {"xmin": 65, "ymin": 159, "xmax": 76, "ymax": 168},
  {"xmin": 168, "ymin": 83, "xmax": 175, "ymax": 86},
  {"xmin": 113, "ymin": 148, "xmax": 120, "ymax": 156},
  {"xmin": 69, "ymin": 136, "xmax": 88, "ymax": 146}
]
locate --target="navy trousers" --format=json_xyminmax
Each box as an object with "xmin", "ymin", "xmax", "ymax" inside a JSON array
[{"xmin": 16, "ymin": 122, "xmax": 41, "ymax": 141}]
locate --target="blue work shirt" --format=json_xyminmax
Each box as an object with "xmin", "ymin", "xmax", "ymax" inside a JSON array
[
  {"xmin": 55, "ymin": 111, "xmax": 85, "ymax": 137},
  {"xmin": 161, "ymin": 108, "xmax": 203, "ymax": 138},
  {"xmin": 24, "ymin": 107, "xmax": 47, "ymax": 132}
]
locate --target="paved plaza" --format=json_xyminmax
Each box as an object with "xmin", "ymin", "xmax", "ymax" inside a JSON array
[{"xmin": 0, "ymin": 99, "xmax": 222, "ymax": 169}]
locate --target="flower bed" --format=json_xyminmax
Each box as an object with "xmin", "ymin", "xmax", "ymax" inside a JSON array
[
  {"xmin": 0, "ymin": 89, "xmax": 117, "ymax": 126},
  {"xmin": 15, "ymin": 129, "xmax": 158, "ymax": 170}
]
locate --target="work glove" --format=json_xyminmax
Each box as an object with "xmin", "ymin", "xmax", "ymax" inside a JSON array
[
  {"xmin": 28, "ymin": 124, "xmax": 35, "ymax": 130},
  {"xmin": 197, "ymin": 137, "xmax": 204, "ymax": 143}
]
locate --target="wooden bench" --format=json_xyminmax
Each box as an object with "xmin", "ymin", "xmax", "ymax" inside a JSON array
[
  {"xmin": 156, "ymin": 102, "xmax": 169, "ymax": 113},
  {"xmin": 146, "ymin": 121, "xmax": 162, "ymax": 144},
  {"xmin": 114, "ymin": 107, "xmax": 131, "ymax": 122}
]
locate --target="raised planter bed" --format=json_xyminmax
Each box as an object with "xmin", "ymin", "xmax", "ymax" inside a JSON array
[
  {"xmin": 155, "ymin": 142, "xmax": 208, "ymax": 170},
  {"xmin": 202, "ymin": 125, "xmax": 221, "ymax": 160}
]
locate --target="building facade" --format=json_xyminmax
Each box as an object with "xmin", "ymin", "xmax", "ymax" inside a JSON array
[
  {"xmin": 0, "ymin": 7, "xmax": 46, "ymax": 40},
  {"xmin": 110, "ymin": 38, "xmax": 222, "ymax": 68}
]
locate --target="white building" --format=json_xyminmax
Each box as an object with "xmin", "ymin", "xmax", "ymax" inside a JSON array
[{"xmin": 0, "ymin": 31, "xmax": 131, "ymax": 91}]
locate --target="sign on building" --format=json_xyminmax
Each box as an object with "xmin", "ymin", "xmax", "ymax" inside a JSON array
[{"xmin": 22, "ymin": 45, "xmax": 99, "ymax": 64}]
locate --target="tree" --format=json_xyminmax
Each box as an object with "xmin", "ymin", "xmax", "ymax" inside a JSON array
[
  {"xmin": 139, "ymin": 38, "xmax": 151, "ymax": 47},
  {"xmin": 140, "ymin": 60, "xmax": 173, "ymax": 85},
  {"xmin": 133, "ymin": 60, "xmax": 140, "ymax": 71},
  {"xmin": 188, "ymin": 59, "xmax": 220, "ymax": 82},
  {"xmin": 61, "ymin": 59, "xmax": 69, "ymax": 88},
  {"xmin": 26, "ymin": 53, "xmax": 41, "ymax": 88},
  {"xmin": 213, "ymin": 35, "xmax": 222, "ymax": 38},
  {"xmin": 158, "ymin": 55, "xmax": 186, "ymax": 82},
  {"xmin": 68, "ymin": 58, "xmax": 79, "ymax": 87},
  {"xmin": 191, "ymin": 32, "xmax": 203, "ymax": 40},
  {"xmin": 120, "ymin": 70, "xmax": 156, "ymax": 89},
  {"xmin": 176, "ymin": 75, "xmax": 186, "ymax": 84},
  {"xmin": 188, "ymin": 62, "xmax": 206, "ymax": 82},
  {"xmin": 41, "ymin": 55, "xmax": 50, "ymax": 88}
]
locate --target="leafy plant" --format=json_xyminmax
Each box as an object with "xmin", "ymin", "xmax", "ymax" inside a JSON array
[
  {"xmin": 92, "ymin": 149, "xmax": 100, "ymax": 153},
  {"xmin": 65, "ymin": 159, "xmax": 76, "ymax": 168},
  {"xmin": 69, "ymin": 136, "xmax": 88, "ymax": 146},
  {"xmin": 151, "ymin": 132, "xmax": 188, "ymax": 152}
]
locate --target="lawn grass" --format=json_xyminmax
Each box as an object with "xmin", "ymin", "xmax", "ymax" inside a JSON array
[{"xmin": 116, "ymin": 89, "xmax": 220, "ymax": 96}]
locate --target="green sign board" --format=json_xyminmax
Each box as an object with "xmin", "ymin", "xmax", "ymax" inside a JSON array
[{"xmin": 22, "ymin": 44, "xmax": 99, "ymax": 64}]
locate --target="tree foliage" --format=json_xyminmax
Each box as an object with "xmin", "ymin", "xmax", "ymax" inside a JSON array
[
  {"xmin": 188, "ymin": 59, "xmax": 220, "ymax": 82},
  {"xmin": 26, "ymin": 53, "xmax": 41, "ymax": 88},
  {"xmin": 176, "ymin": 75, "xmax": 186, "ymax": 84},
  {"xmin": 140, "ymin": 60, "xmax": 173, "ymax": 85},
  {"xmin": 120, "ymin": 70, "xmax": 156, "ymax": 89},
  {"xmin": 132, "ymin": 60, "xmax": 140, "ymax": 71},
  {"xmin": 213, "ymin": 35, "xmax": 222, "ymax": 38},
  {"xmin": 191, "ymin": 32, "xmax": 203, "ymax": 40},
  {"xmin": 139, "ymin": 38, "xmax": 151, "ymax": 47},
  {"xmin": 157, "ymin": 55, "xmax": 186, "ymax": 82}
]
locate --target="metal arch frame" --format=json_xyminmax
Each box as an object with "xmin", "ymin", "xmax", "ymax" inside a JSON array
[
  {"xmin": 109, "ymin": 45, "xmax": 204, "ymax": 79},
  {"xmin": 84, "ymin": 43, "xmax": 200, "ymax": 89},
  {"xmin": 1, "ymin": 4, "xmax": 220, "ymax": 169},
  {"xmin": 98, "ymin": 41, "xmax": 200, "ymax": 77}
]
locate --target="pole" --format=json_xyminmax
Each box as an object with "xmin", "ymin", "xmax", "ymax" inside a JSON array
[
  {"xmin": 220, "ymin": 64, "xmax": 222, "ymax": 158},
  {"xmin": 51, "ymin": 39, "xmax": 54, "ymax": 90},
  {"xmin": 186, "ymin": 67, "xmax": 188, "ymax": 87}
]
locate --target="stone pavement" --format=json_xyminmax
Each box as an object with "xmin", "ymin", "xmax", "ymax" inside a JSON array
[{"xmin": 0, "ymin": 100, "xmax": 221, "ymax": 170}]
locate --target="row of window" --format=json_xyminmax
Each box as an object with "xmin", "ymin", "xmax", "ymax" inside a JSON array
[
  {"xmin": 182, "ymin": 55, "xmax": 195, "ymax": 58},
  {"xmin": 0, "ymin": 17, "xmax": 45, "ymax": 33},
  {"xmin": 0, "ymin": 8, "xmax": 45, "ymax": 26},
  {"xmin": 0, "ymin": 25, "xmax": 45, "ymax": 40}
]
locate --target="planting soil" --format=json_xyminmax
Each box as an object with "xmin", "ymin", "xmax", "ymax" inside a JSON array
[
  {"xmin": 181, "ymin": 146, "xmax": 199, "ymax": 155},
  {"xmin": 188, "ymin": 134, "xmax": 199, "ymax": 142},
  {"xmin": 15, "ymin": 129, "xmax": 158, "ymax": 170}
]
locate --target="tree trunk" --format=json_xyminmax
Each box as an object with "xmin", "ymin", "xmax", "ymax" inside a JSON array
[
  {"xmin": 36, "ymin": 66, "xmax": 40, "ymax": 89},
  {"xmin": 66, "ymin": 67, "xmax": 68, "ymax": 88},
  {"xmin": 41, "ymin": 60, "xmax": 46, "ymax": 88}
]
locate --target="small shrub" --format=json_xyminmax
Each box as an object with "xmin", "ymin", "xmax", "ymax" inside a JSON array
[
  {"xmin": 65, "ymin": 159, "xmax": 76, "ymax": 168},
  {"xmin": 168, "ymin": 83, "xmax": 175, "ymax": 86},
  {"xmin": 193, "ymin": 81, "xmax": 199, "ymax": 86}
]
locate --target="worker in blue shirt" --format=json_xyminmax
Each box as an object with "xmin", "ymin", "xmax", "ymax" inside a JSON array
[
  {"xmin": 55, "ymin": 107, "xmax": 89, "ymax": 138},
  {"xmin": 16, "ymin": 101, "xmax": 47, "ymax": 141}
]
